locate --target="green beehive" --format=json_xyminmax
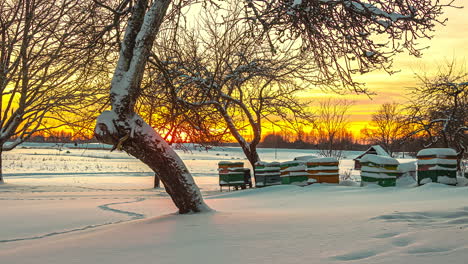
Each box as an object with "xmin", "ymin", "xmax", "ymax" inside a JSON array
[
  {"xmin": 218, "ymin": 161, "xmax": 251, "ymax": 191},
  {"xmin": 280, "ymin": 161, "xmax": 308, "ymax": 186},
  {"xmin": 254, "ymin": 161, "xmax": 281, "ymax": 187},
  {"xmin": 219, "ymin": 172, "xmax": 245, "ymax": 186},
  {"xmin": 417, "ymin": 148, "xmax": 458, "ymax": 185},
  {"xmin": 360, "ymin": 154, "xmax": 400, "ymax": 187}
]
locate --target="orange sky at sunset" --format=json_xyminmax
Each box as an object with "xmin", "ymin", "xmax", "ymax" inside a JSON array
[
  {"xmin": 16, "ymin": 1, "xmax": 467, "ymax": 141},
  {"xmin": 304, "ymin": 1, "xmax": 468, "ymax": 136}
]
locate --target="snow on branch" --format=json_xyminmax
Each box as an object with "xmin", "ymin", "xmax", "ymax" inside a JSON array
[{"xmin": 245, "ymin": 0, "xmax": 458, "ymax": 91}]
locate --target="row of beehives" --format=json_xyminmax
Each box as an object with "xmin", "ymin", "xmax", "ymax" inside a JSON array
[
  {"xmin": 361, "ymin": 148, "xmax": 458, "ymax": 187},
  {"xmin": 218, "ymin": 157, "xmax": 339, "ymax": 189},
  {"xmin": 254, "ymin": 157, "xmax": 340, "ymax": 187},
  {"xmin": 218, "ymin": 148, "xmax": 459, "ymax": 189}
]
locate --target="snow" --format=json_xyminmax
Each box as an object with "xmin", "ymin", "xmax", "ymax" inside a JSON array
[
  {"xmin": 428, "ymin": 165, "xmax": 457, "ymax": 171},
  {"xmin": 292, "ymin": 0, "xmax": 302, "ymax": 7},
  {"xmin": 418, "ymin": 158, "xmax": 458, "ymax": 165},
  {"xmin": 293, "ymin": 155, "xmax": 318, "ymax": 161},
  {"xmin": 396, "ymin": 176, "xmax": 417, "ymax": 187},
  {"xmin": 312, "ymin": 172, "xmax": 340, "ymax": 176},
  {"xmin": 370, "ymin": 145, "xmax": 391, "ymax": 156},
  {"xmin": 361, "ymin": 171, "xmax": 397, "ymax": 179},
  {"xmin": 307, "ymin": 157, "xmax": 339, "ymax": 163},
  {"xmin": 307, "ymin": 178, "xmax": 317, "ymax": 183},
  {"xmin": 361, "ymin": 154, "xmax": 400, "ymax": 165},
  {"xmin": 282, "ymin": 165, "xmax": 307, "ymax": 172},
  {"xmin": 355, "ymin": 145, "xmax": 391, "ymax": 161},
  {"xmin": 417, "ymin": 148, "xmax": 457, "ymax": 157},
  {"xmin": 399, "ymin": 161, "xmax": 417, "ymax": 173},
  {"xmin": 1, "ymin": 145, "xmax": 468, "ymax": 264},
  {"xmin": 95, "ymin": 110, "xmax": 118, "ymax": 136},
  {"xmin": 361, "ymin": 165, "xmax": 399, "ymax": 173},
  {"xmin": 345, "ymin": 1, "xmax": 411, "ymax": 22},
  {"xmin": 420, "ymin": 178, "xmax": 433, "ymax": 184},
  {"xmin": 365, "ymin": 51, "xmax": 376, "ymax": 57},
  {"xmin": 437, "ymin": 176, "xmax": 457, "ymax": 185},
  {"xmin": 307, "ymin": 166, "xmax": 339, "ymax": 171},
  {"xmin": 254, "ymin": 172, "xmax": 281, "ymax": 176},
  {"xmin": 281, "ymin": 160, "xmax": 305, "ymax": 166}
]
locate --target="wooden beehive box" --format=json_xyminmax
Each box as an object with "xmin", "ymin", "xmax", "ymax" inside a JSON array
[
  {"xmin": 280, "ymin": 160, "xmax": 308, "ymax": 186},
  {"xmin": 417, "ymin": 148, "xmax": 457, "ymax": 185},
  {"xmin": 218, "ymin": 161, "xmax": 246, "ymax": 189},
  {"xmin": 360, "ymin": 154, "xmax": 401, "ymax": 187},
  {"xmin": 306, "ymin": 157, "xmax": 340, "ymax": 184},
  {"xmin": 254, "ymin": 161, "xmax": 281, "ymax": 187}
]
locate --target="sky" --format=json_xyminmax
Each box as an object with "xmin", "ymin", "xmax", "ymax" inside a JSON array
[{"xmin": 305, "ymin": 1, "xmax": 468, "ymax": 136}]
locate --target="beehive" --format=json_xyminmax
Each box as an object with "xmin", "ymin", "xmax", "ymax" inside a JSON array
[
  {"xmin": 280, "ymin": 160, "xmax": 309, "ymax": 186},
  {"xmin": 218, "ymin": 161, "xmax": 246, "ymax": 188},
  {"xmin": 360, "ymin": 154, "xmax": 401, "ymax": 187},
  {"xmin": 306, "ymin": 157, "xmax": 339, "ymax": 184},
  {"xmin": 254, "ymin": 161, "xmax": 281, "ymax": 187},
  {"xmin": 417, "ymin": 148, "xmax": 457, "ymax": 185}
]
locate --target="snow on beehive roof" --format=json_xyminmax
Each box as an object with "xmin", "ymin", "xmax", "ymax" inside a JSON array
[
  {"xmin": 308, "ymin": 157, "xmax": 339, "ymax": 163},
  {"xmin": 361, "ymin": 154, "xmax": 399, "ymax": 165},
  {"xmin": 371, "ymin": 145, "xmax": 391, "ymax": 156},
  {"xmin": 354, "ymin": 145, "xmax": 390, "ymax": 160},
  {"xmin": 255, "ymin": 161, "xmax": 281, "ymax": 167},
  {"xmin": 294, "ymin": 155, "xmax": 318, "ymax": 161},
  {"xmin": 417, "ymin": 148, "xmax": 457, "ymax": 157},
  {"xmin": 281, "ymin": 160, "xmax": 305, "ymax": 166}
]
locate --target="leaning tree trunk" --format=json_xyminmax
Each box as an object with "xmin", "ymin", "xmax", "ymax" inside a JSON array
[
  {"xmin": 244, "ymin": 145, "xmax": 260, "ymax": 169},
  {"xmin": 96, "ymin": 116, "xmax": 208, "ymax": 213},
  {"xmin": 95, "ymin": 0, "xmax": 209, "ymax": 214},
  {"xmin": 154, "ymin": 172, "xmax": 160, "ymax": 188}
]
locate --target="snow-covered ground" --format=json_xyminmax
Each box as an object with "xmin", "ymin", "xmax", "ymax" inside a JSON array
[{"xmin": 1, "ymin": 144, "xmax": 467, "ymax": 264}]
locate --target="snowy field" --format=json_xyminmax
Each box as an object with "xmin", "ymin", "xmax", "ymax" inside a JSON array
[{"xmin": 1, "ymin": 143, "xmax": 468, "ymax": 264}]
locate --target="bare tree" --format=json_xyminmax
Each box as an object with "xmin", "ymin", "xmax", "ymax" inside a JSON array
[
  {"xmin": 149, "ymin": 4, "xmax": 314, "ymax": 167},
  {"xmin": 0, "ymin": 0, "xmax": 114, "ymax": 183},
  {"xmin": 137, "ymin": 76, "xmax": 230, "ymax": 146},
  {"xmin": 94, "ymin": 0, "xmax": 210, "ymax": 213},
  {"xmin": 362, "ymin": 102, "xmax": 409, "ymax": 156},
  {"xmin": 94, "ymin": 0, "xmax": 454, "ymax": 213},
  {"xmin": 406, "ymin": 60, "xmax": 467, "ymax": 168},
  {"xmin": 245, "ymin": 0, "xmax": 458, "ymax": 91},
  {"xmin": 137, "ymin": 78, "xmax": 230, "ymax": 188},
  {"xmin": 315, "ymin": 98, "xmax": 353, "ymax": 158}
]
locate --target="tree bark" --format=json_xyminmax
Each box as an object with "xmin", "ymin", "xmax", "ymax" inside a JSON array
[
  {"xmin": 154, "ymin": 172, "xmax": 160, "ymax": 188},
  {"xmin": 244, "ymin": 145, "xmax": 260, "ymax": 168},
  {"xmin": 96, "ymin": 115, "xmax": 209, "ymax": 214},
  {"xmin": 95, "ymin": 0, "xmax": 209, "ymax": 214}
]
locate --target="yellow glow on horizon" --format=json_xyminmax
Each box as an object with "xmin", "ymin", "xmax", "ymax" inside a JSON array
[
  {"xmin": 18, "ymin": 2, "xmax": 468, "ymax": 142},
  {"xmin": 298, "ymin": 2, "xmax": 468, "ymax": 136}
]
